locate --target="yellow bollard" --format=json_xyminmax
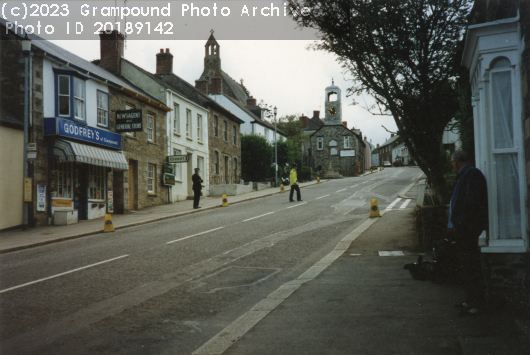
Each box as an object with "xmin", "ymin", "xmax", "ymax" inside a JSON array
[
  {"xmin": 280, "ymin": 184, "xmax": 286, "ymax": 193},
  {"xmin": 371, "ymin": 169, "xmax": 373, "ymax": 174},
  {"xmin": 369, "ymin": 199, "xmax": 381, "ymax": 218},
  {"xmin": 317, "ymin": 177, "xmax": 321, "ymax": 184},
  {"xmin": 103, "ymin": 214, "xmax": 115, "ymax": 232},
  {"xmin": 222, "ymin": 194, "xmax": 229, "ymax": 207}
]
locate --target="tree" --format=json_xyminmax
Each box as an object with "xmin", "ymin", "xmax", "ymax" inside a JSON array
[
  {"xmin": 287, "ymin": 0, "xmax": 471, "ymax": 201},
  {"xmin": 240, "ymin": 133, "xmax": 273, "ymax": 181}
]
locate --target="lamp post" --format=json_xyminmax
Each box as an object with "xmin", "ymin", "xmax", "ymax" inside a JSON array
[
  {"xmin": 273, "ymin": 106, "xmax": 278, "ymax": 187},
  {"xmin": 22, "ymin": 33, "xmax": 31, "ymax": 230}
]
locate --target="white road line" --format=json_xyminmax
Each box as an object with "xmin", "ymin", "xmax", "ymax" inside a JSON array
[
  {"xmin": 243, "ymin": 212, "xmax": 275, "ymax": 222},
  {"xmin": 385, "ymin": 197, "xmax": 402, "ymax": 210},
  {"xmin": 167, "ymin": 227, "xmax": 225, "ymax": 244},
  {"xmin": 315, "ymin": 194, "xmax": 330, "ymax": 200},
  {"xmin": 286, "ymin": 202, "xmax": 307, "ymax": 209},
  {"xmin": 336, "ymin": 189, "xmax": 347, "ymax": 193},
  {"xmin": 0, "ymin": 255, "xmax": 129, "ymax": 294},
  {"xmin": 399, "ymin": 199, "xmax": 412, "ymax": 209},
  {"xmin": 351, "ymin": 185, "xmax": 358, "ymax": 188}
]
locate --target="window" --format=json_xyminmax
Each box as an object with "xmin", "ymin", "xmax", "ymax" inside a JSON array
[
  {"xmin": 148, "ymin": 164, "xmax": 156, "ymax": 193},
  {"xmin": 197, "ymin": 156, "xmax": 204, "ymax": 177},
  {"xmin": 88, "ymin": 165, "xmax": 106, "ymax": 200},
  {"xmin": 233, "ymin": 126, "xmax": 237, "ymax": 145},
  {"xmin": 197, "ymin": 114, "xmax": 203, "ymax": 142},
  {"xmin": 125, "ymin": 104, "xmax": 136, "ymax": 137},
  {"xmin": 234, "ymin": 157, "xmax": 238, "ymax": 181},
  {"xmin": 223, "ymin": 121, "xmax": 228, "ymax": 141},
  {"xmin": 51, "ymin": 160, "xmax": 73, "ymax": 198},
  {"xmin": 147, "ymin": 112, "xmax": 155, "ymax": 142},
  {"xmin": 173, "ymin": 148, "xmax": 182, "ymax": 180},
  {"xmin": 186, "ymin": 109, "xmax": 192, "ymax": 138},
  {"xmin": 173, "ymin": 103, "xmax": 180, "ymax": 134},
  {"xmin": 215, "ymin": 151, "xmax": 220, "ymax": 174},
  {"xmin": 264, "ymin": 128, "xmax": 269, "ymax": 140},
  {"xmin": 344, "ymin": 136, "xmax": 350, "ymax": 149},
  {"xmin": 55, "ymin": 70, "xmax": 87, "ymax": 122},
  {"xmin": 317, "ymin": 137, "xmax": 324, "ymax": 150},
  {"xmin": 214, "ymin": 115, "xmax": 219, "ymax": 136},
  {"xmin": 97, "ymin": 91, "xmax": 109, "ymax": 127}
]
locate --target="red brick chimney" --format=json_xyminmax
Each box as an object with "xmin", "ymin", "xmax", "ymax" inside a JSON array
[
  {"xmin": 99, "ymin": 30, "xmax": 124, "ymax": 74},
  {"xmin": 391, "ymin": 133, "xmax": 395, "ymax": 138},
  {"xmin": 211, "ymin": 74, "xmax": 223, "ymax": 95},
  {"xmin": 312, "ymin": 110, "xmax": 320, "ymax": 119},
  {"xmin": 195, "ymin": 76, "xmax": 208, "ymax": 94},
  {"xmin": 377, "ymin": 144, "xmax": 380, "ymax": 148},
  {"xmin": 364, "ymin": 136, "xmax": 367, "ymax": 141},
  {"xmin": 300, "ymin": 115, "xmax": 309, "ymax": 129},
  {"xmin": 342, "ymin": 121, "xmax": 348, "ymax": 128},
  {"xmin": 246, "ymin": 96, "xmax": 257, "ymax": 107},
  {"xmin": 156, "ymin": 48, "xmax": 173, "ymax": 75}
]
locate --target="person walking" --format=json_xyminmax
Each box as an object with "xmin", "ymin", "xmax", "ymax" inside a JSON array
[
  {"xmin": 289, "ymin": 163, "xmax": 302, "ymax": 202},
  {"xmin": 448, "ymin": 150, "xmax": 489, "ymax": 316},
  {"xmin": 192, "ymin": 168, "xmax": 203, "ymax": 209}
]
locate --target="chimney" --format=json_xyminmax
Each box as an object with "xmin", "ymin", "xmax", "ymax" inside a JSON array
[
  {"xmin": 246, "ymin": 96, "xmax": 257, "ymax": 107},
  {"xmin": 312, "ymin": 110, "xmax": 320, "ymax": 119},
  {"xmin": 156, "ymin": 48, "xmax": 173, "ymax": 75},
  {"xmin": 300, "ymin": 115, "xmax": 309, "ymax": 129},
  {"xmin": 364, "ymin": 136, "xmax": 367, "ymax": 141},
  {"xmin": 211, "ymin": 74, "xmax": 223, "ymax": 95},
  {"xmin": 195, "ymin": 76, "xmax": 208, "ymax": 94},
  {"xmin": 99, "ymin": 30, "xmax": 124, "ymax": 74},
  {"xmin": 377, "ymin": 144, "xmax": 380, "ymax": 148},
  {"xmin": 391, "ymin": 133, "xmax": 395, "ymax": 138},
  {"xmin": 342, "ymin": 121, "xmax": 348, "ymax": 128}
]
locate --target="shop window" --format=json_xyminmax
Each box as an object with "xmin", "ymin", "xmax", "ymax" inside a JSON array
[
  {"xmin": 97, "ymin": 90, "xmax": 109, "ymax": 127},
  {"xmin": 147, "ymin": 112, "xmax": 155, "ymax": 142},
  {"xmin": 54, "ymin": 69, "xmax": 88, "ymax": 123},
  {"xmin": 214, "ymin": 115, "xmax": 219, "ymax": 136},
  {"xmin": 197, "ymin": 114, "xmax": 203, "ymax": 142},
  {"xmin": 51, "ymin": 160, "xmax": 73, "ymax": 198},
  {"xmin": 186, "ymin": 109, "xmax": 192, "ymax": 138},
  {"xmin": 148, "ymin": 164, "xmax": 156, "ymax": 193},
  {"xmin": 88, "ymin": 165, "xmax": 106, "ymax": 200},
  {"xmin": 174, "ymin": 103, "xmax": 180, "ymax": 134}
]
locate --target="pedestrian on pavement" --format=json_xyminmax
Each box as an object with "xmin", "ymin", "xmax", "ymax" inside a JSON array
[
  {"xmin": 289, "ymin": 163, "xmax": 302, "ymax": 202},
  {"xmin": 357, "ymin": 161, "xmax": 361, "ymax": 174},
  {"xmin": 448, "ymin": 150, "xmax": 489, "ymax": 317},
  {"xmin": 192, "ymin": 168, "xmax": 203, "ymax": 209}
]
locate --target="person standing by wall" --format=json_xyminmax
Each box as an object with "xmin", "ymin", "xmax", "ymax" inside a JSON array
[
  {"xmin": 289, "ymin": 163, "xmax": 302, "ymax": 202},
  {"xmin": 192, "ymin": 168, "xmax": 203, "ymax": 209},
  {"xmin": 448, "ymin": 150, "xmax": 489, "ymax": 316}
]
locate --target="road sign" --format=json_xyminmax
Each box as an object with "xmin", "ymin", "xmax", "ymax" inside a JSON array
[
  {"xmin": 163, "ymin": 163, "xmax": 174, "ymax": 175},
  {"xmin": 167, "ymin": 155, "xmax": 189, "ymax": 163},
  {"xmin": 163, "ymin": 173, "xmax": 176, "ymax": 186},
  {"xmin": 27, "ymin": 143, "xmax": 36, "ymax": 160}
]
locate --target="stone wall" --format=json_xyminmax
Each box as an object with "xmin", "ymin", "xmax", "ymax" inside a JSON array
[
  {"xmin": 208, "ymin": 109, "xmax": 241, "ymax": 185},
  {"xmin": 109, "ymin": 87, "xmax": 169, "ymax": 212},
  {"xmin": 310, "ymin": 125, "xmax": 363, "ymax": 177}
]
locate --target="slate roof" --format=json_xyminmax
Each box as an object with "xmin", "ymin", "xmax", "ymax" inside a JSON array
[
  {"xmin": 309, "ymin": 124, "xmax": 366, "ymax": 147},
  {"xmin": 221, "ymin": 71, "xmax": 250, "ymax": 105},
  {"xmin": 0, "ymin": 18, "xmax": 167, "ymax": 109},
  {"xmin": 379, "ymin": 134, "xmax": 402, "ymax": 147}
]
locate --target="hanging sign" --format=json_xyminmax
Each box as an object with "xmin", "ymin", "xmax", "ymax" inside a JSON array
[
  {"xmin": 115, "ymin": 109, "xmax": 143, "ymax": 133},
  {"xmin": 37, "ymin": 185, "xmax": 46, "ymax": 211},
  {"xmin": 167, "ymin": 155, "xmax": 189, "ymax": 163}
]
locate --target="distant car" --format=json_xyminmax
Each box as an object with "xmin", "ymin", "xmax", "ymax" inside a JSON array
[{"xmin": 383, "ymin": 161, "xmax": 392, "ymax": 167}]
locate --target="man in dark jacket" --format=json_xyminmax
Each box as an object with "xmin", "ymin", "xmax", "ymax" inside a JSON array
[
  {"xmin": 192, "ymin": 168, "xmax": 203, "ymax": 209},
  {"xmin": 448, "ymin": 150, "xmax": 488, "ymax": 316}
]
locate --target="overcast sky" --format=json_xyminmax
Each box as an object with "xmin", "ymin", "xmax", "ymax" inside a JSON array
[{"xmin": 43, "ymin": 1, "xmax": 398, "ymax": 146}]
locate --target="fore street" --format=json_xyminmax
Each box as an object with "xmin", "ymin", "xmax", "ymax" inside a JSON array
[{"xmin": 0, "ymin": 167, "xmax": 420, "ymax": 354}]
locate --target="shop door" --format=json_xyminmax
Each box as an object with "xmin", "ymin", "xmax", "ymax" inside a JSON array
[{"xmin": 75, "ymin": 165, "xmax": 88, "ymax": 220}]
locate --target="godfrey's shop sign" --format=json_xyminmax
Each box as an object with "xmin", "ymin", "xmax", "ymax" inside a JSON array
[
  {"xmin": 115, "ymin": 109, "xmax": 143, "ymax": 133},
  {"xmin": 44, "ymin": 118, "xmax": 122, "ymax": 149}
]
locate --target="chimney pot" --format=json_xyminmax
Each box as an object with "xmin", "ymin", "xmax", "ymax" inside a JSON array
[
  {"xmin": 156, "ymin": 48, "xmax": 174, "ymax": 75},
  {"xmin": 160, "ymin": 48, "xmax": 164, "ymax": 53},
  {"xmin": 166, "ymin": 48, "xmax": 170, "ymax": 53}
]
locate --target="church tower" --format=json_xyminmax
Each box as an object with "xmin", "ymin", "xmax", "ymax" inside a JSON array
[
  {"xmin": 324, "ymin": 80, "xmax": 342, "ymax": 125},
  {"xmin": 201, "ymin": 30, "xmax": 221, "ymax": 93}
]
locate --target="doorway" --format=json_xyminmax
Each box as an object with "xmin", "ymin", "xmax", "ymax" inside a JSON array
[
  {"xmin": 128, "ymin": 160, "xmax": 138, "ymax": 211},
  {"xmin": 75, "ymin": 164, "xmax": 88, "ymax": 220},
  {"xmin": 224, "ymin": 156, "xmax": 229, "ymax": 184},
  {"xmin": 187, "ymin": 153, "xmax": 193, "ymax": 198}
]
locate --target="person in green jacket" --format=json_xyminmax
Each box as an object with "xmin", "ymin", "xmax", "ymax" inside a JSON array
[{"xmin": 289, "ymin": 163, "xmax": 302, "ymax": 202}]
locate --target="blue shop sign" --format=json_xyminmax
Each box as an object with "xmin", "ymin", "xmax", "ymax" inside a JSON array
[{"xmin": 44, "ymin": 118, "xmax": 122, "ymax": 149}]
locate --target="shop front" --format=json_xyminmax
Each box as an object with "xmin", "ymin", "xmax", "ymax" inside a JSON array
[{"xmin": 44, "ymin": 118, "xmax": 128, "ymax": 222}]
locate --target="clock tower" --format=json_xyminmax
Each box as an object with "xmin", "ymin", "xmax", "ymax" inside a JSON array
[{"xmin": 324, "ymin": 80, "xmax": 342, "ymax": 125}]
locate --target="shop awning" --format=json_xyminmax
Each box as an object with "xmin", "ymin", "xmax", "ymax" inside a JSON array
[{"xmin": 54, "ymin": 140, "xmax": 129, "ymax": 170}]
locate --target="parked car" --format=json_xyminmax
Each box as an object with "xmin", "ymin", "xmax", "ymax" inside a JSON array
[{"xmin": 383, "ymin": 161, "xmax": 392, "ymax": 167}]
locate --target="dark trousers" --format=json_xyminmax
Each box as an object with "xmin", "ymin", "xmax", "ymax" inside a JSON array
[
  {"xmin": 454, "ymin": 227, "xmax": 487, "ymax": 308},
  {"xmin": 289, "ymin": 184, "xmax": 301, "ymax": 201},
  {"xmin": 193, "ymin": 189, "xmax": 201, "ymax": 208}
]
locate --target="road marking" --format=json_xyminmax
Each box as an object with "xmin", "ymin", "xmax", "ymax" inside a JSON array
[
  {"xmin": 0, "ymin": 255, "xmax": 129, "ymax": 294},
  {"xmin": 351, "ymin": 184, "xmax": 358, "ymax": 188},
  {"xmin": 167, "ymin": 227, "xmax": 224, "ymax": 244},
  {"xmin": 315, "ymin": 194, "xmax": 330, "ymax": 200},
  {"xmin": 336, "ymin": 189, "xmax": 347, "ymax": 193},
  {"xmin": 379, "ymin": 251, "xmax": 405, "ymax": 256},
  {"xmin": 192, "ymin": 213, "xmax": 385, "ymax": 355},
  {"xmin": 243, "ymin": 212, "xmax": 275, "ymax": 222},
  {"xmin": 286, "ymin": 202, "xmax": 307, "ymax": 209},
  {"xmin": 399, "ymin": 199, "xmax": 412, "ymax": 209},
  {"xmin": 385, "ymin": 197, "xmax": 402, "ymax": 210}
]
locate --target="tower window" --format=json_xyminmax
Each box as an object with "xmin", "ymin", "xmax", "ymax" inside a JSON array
[{"xmin": 327, "ymin": 92, "xmax": 337, "ymax": 102}]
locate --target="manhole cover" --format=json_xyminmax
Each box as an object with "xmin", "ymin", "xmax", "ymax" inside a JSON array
[{"xmin": 189, "ymin": 267, "xmax": 280, "ymax": 293}]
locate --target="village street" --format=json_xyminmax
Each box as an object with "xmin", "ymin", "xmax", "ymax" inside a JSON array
[{"xmin": 0, "ymin": 167, "xmax": 422, "ymax": 354}]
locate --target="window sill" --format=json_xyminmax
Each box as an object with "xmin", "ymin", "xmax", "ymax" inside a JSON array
[
  {"xmin": 126, "ymin": 135, "xmax": 138, "ymax": 140},
  {"xmin": 173, "ymin": 132, "xmax": 181, "ymax": 137},
  {"xmin": 148, "ymin": 141, "xmax": 158, "ymax": 145},
  {"xmin": 198, "ymin": 141, "xmax": 204, "ymax": 145},
  {"xmin": 186, "ymin": 137, "xmax": 193, "ymax": 141},
  {"xmin": 148, "ymin": 193, "xmax": 157, "ymax": 197},
  {"xmin": 97, "ymin": 123, "xmax": 109, "ymax": 129}
]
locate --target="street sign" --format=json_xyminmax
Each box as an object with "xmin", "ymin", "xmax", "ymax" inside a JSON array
[
  {"xmin": 116, "ymin": 109, "xmax": 143, "ymax": 133},
  {"xmin": 163, "ymin": 163, "xmax": 174, "ymax": 175},
  {"xmin": 163, "ymin": 173, "xmax": 176, "ymax": 186},
  {"xmin": 167, "ymin": 155, "xmax": 189, "ymax": 163},
  {"xmin": 27, "ymin": 143, "xmax": 36, "ymax": 160}
]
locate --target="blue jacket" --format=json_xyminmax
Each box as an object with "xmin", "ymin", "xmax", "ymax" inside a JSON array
[{"xmin": 448, "ymin": 164, "xmax": 488, "ymax": 233}]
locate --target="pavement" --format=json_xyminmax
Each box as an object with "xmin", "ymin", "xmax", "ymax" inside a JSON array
[{"xmin": 2, "ymin": 169, "xmax": 529, "ymax": 354}]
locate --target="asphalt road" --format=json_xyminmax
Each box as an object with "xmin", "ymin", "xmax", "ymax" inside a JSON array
[{"xmin": 0, "ymin": 167, "xmax": 421, "ymax": 355}]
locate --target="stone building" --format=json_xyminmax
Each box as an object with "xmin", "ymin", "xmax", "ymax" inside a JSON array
[
  {"xmin": 308, "ymin": 82, "xmax": 364, "ymax": 178},
  {"xmin": 378, "ymin": 134, "xmax": 403, "ymax": 166},
  {"xmin": 461, "ymin": 0, "xmax": 530, "ymax": 309}
]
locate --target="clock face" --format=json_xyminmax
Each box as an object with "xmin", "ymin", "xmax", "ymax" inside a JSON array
[{"xmin": 327, "ymin": 106, "xmax": 338, "ymax": 116}]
